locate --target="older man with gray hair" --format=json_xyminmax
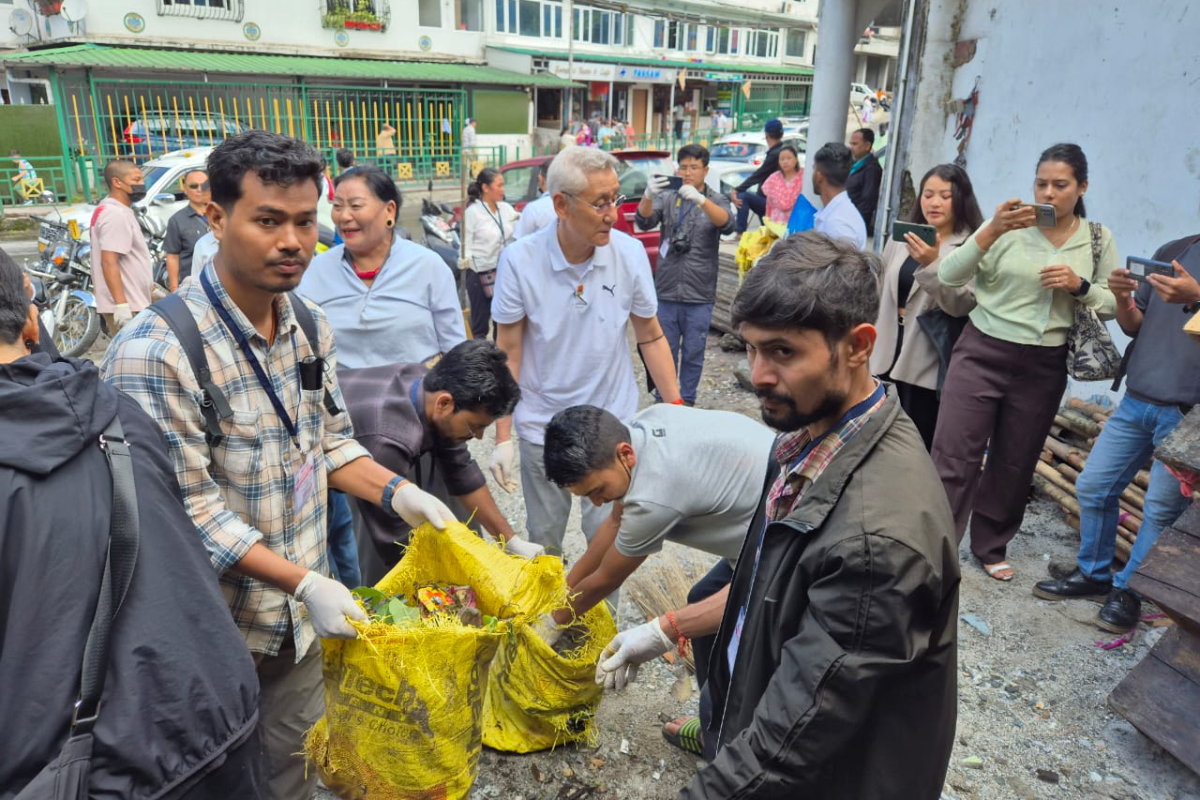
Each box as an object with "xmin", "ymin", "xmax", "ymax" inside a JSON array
[{"xmin": 490, "ymin": 146, "xmax": 682, "ymax": 560}]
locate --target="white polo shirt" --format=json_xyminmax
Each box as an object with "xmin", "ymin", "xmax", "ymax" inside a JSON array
[
  {"xmin": 492, "ymin": 223, "xmax": 658, "ymax": 445},
  {"xmin": 512, "ymin": 193, "xmax": 558, "ymax": 239},
  {"xmin": 814, "ymin": 190, "xmax": 868, "ymax": 250}
]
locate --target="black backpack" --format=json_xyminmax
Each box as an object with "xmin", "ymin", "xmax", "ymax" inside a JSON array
[{"xmin": 149, "ymin": 291, "xmax": 341, "ymax": 446}]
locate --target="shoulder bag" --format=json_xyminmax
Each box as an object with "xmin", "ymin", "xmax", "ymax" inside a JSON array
[{"xmin": 1066, "ymin": 222, "xmax": 1122, "ymax": 381}]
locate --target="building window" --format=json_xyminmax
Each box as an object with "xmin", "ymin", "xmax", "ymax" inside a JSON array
[
  {"xmin": 706, "ymin": 26, "xmax": 737, "ymax": 55},
  {"xmin": 419, "ymin": 0, "xmax": 441, "ymax": 26},
  {"xmin": 322, "ymin": 0, "xmax": 390, "ymax": 29},
  {"xmin": 654, "ymin": 19, "xmax": 664, "ymax": 48},
  {"xmin": 785, "ymin": 29, "xmax": 806, "ymax": 59},
  {"xmin": 157, "ymin": 0, "xmax": 244, "ymax": 22},
  {"xmin": 497, "ymin": 0, "xmax": 562, "ymax": 37},
  {"xmin": 455, "ymin": 0, "xmax": 483, "ymax": 30},
  {"xmin": 574, "ymin": 6, "xmax": 629, "ymax": 45},
  {"xmin": 745, "ymin": 29, "xmax": 778, "ymax": 59}
]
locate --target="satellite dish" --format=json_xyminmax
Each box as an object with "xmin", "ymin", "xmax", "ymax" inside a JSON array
[
  {"xmin": 8, "ymin": 8, "xmax": 34, "ymax": 35},
  {"xmin": 61, "ymin": 0, "xmax": 88, "ymax": 23}
]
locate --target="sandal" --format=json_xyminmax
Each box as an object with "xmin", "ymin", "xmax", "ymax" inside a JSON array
[
  {"xmin": 983, "ymin": 561, "xmax": 1015, "ymax": 582},
  {"xmin": 662, "ymin": 716, "xmax": 704, "ymax": 756}
]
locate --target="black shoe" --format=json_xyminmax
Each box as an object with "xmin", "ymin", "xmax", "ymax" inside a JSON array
[
  {"xmin": 1097, "ymin": 588, "xmax": 1141, "ymax": 634},
  {"xmin": 1032, "ymin": 568, "xmax": 1112, "ymax": 601}
]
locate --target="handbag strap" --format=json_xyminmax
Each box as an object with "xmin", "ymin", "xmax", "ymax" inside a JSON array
[
  {"xmin": 73, "ymin": 414, "xmax": 140, "ymax": 735},
  {"xmin": 1088, "ymin": 221, "xmax": 1102, "ymax": 280}
]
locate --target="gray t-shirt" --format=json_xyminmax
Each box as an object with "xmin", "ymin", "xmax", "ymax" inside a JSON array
[
  {"xmin": 1125, "ymin": 239, "xmax": 1200, "ymax": 407},
  {"xmin": 616, "ymin": 405, "xmax": 776, "ymax": 562}
]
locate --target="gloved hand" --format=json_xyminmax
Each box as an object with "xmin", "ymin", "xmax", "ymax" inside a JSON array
[
  {"xmin": 644, "ymin": 174, "xmax": 672, "ymax": 200},
  {"xmin": 390, "ymin": 482, "xmax": 454, "ymax": 530},
  {"xmin": 490, "ymin": 440, "xmax": 517, "ymax": 493},
  {"xmin": 503, "ymin": 536, "xmax": 545, "ymax": 559},
  {"xmin": 457, "ymin": 257, "xmax": 472, "ymax": 271},
  {"xmin": 532, "ymin": 612, "xmax": 564, "ymax": 648},
  {"xmin": 678, "ymin": 183, "xmax": 706, "ymax": 208},
  {"xmin": 594, "ymin": 618, "xmax": 674, "ymax": 691},
  {"xmin": 112, "ymin": 303, "xmax": 133, "ymax": 330},
  {"xmin": 294, "ymin": 571, "xmax": 367, "ymax": 639}
]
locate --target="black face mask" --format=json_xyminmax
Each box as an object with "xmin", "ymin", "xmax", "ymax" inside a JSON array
[{"xmin": 126, "ymin": 183, "xmax": 147, "ymax": 203}]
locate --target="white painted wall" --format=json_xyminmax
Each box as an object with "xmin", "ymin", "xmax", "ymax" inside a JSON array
[{"xmin": 899, "ymin": 0, "xmax": 1200, "ymax": 398}]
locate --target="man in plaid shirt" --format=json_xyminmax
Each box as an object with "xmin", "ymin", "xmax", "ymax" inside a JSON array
[{"xmin": 102, "ymin": 132, "xmax": 455, "ymax": 799}]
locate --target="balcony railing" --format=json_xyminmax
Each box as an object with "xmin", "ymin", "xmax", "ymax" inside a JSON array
[{"xmin": 155, "ymin": 0, "xmax": 244, "ymax": 22}]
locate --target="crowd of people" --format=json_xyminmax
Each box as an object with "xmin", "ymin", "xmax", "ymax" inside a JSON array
[{"xmin": 1, "ymin": 116, "xmax": 1198, "ymax": 800}]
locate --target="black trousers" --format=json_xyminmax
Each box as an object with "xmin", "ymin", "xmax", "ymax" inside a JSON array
[{"xmin": 464, "ymin": 269, "xmax": 492, "ymax": 340}]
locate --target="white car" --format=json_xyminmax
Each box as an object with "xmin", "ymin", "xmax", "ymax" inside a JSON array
[
  {"xmin": 704, "ymin": 130, "xmax": 807, "ymax": 194},
  {"xmin": 850, "ymin": 82, "xmax": 874, "ymax": 107}
]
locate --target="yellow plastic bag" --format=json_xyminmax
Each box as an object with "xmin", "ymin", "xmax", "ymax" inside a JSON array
[
  {"xmin": 734, "ymin": 223, "xmax": 786, "ymax": 282},
  {"xmin": 481, "ymin": 601, "xmax": 617, "ymax": 753},
  {"xmin": 306, "ymin": 522, "xmax": 565, "ymax": 800}
]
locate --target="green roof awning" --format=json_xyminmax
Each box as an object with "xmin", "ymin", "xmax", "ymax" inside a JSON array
[
  {"xmin": 3, "ymin": 44, "xmax": 578, "ymax": 87},
  {"xmin": 493, "ymin": 46, "xmax": 813, "ymax": 78}
]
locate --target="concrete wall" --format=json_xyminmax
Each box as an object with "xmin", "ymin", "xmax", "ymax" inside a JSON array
[{"xmin": 897, "ymin": 0, "xmax": 1200, "ymax": 398}]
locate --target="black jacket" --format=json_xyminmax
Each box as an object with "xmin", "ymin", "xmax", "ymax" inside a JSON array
[
  {"xmin": 734, "ymin": 141, "xmax": 784, "ymax": 194},
  {"xmin": 682, "ymin": 389, "xmax": 960, "ymax": 799},
  {"xmin": 0, "ymin": 355, "xmax": 261, "ymax": 799},
  {"xmin": 845, "ymin": 153, "xmax": 883, "ymax": 236}
]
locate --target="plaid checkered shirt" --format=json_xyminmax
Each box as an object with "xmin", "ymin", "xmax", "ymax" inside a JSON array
[
  {"xmin": 101, "ymin": 260, "xmax": 370, "ymax": 659},
  {"xmin": 766, "ymin": 382, "xmax": 887, "ymax": 521}
]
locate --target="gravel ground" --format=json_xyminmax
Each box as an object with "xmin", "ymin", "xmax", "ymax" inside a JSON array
[{"xmin": 83, "ymin": 328, "xmax": 1199, "ymax": 800}]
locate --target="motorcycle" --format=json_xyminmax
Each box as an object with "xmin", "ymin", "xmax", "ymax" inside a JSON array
[
  {"xmin": 25, "ymin": 218, "xmax": 100, "ymax": 358},
  {"xmin": 134, "ymin": 205, "xmax": 171, "ymax": 294},
  {"xmin": 419, "ymin": 196, "xmax": 462, "ymax": 288}
]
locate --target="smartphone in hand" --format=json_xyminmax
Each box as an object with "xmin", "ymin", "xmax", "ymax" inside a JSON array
[
  {"xmin": 1024, "ymin": 203, "xmax": 1057, "ymax": 228},
  {"xmin": 656, "ymin": 174, "xmax": 685, "ymax": 191},
  {"xmin": 892, "ymin": 221, "xmax": 937, "ymax": 248},
  {"xmin": 1126, "ymin": 256, "xmax": 1175, "ymax": 283}
]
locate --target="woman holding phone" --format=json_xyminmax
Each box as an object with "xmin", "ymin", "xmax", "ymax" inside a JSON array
[
  {"xmin": 871, "ymin": 163, "xmax": 983, "ymax": 450},
  {"xmin": 932, "ymin": 143, "xmax": 1118, "ymax": 582}
]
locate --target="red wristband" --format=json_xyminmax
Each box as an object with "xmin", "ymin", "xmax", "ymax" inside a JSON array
[
  {"xmin": 670, "ymin": 398, "xmax": 685, "ymax": 406},
  {"xmin": 665, "ymin": 610, "xmax": 689, "ymax": 657}
]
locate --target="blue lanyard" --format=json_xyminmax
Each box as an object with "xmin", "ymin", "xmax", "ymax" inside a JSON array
[
  {"xmin": 672, "ymin": 194, "xmax": 697, "ymax": 238},
  {"xmin": 201, "ymin": 271, "xmax": 301, "ymax": 450}
]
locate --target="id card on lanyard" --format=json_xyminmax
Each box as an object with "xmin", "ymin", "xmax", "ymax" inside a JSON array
[{"xmin": 658, "ymin": 194, "xmax": 696, "ymax": 260}]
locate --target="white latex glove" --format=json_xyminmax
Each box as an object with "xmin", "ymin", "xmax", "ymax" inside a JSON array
[
  {"xmin": 594, "ymin": 618, "xmax": 674, "ymax": 692},
  {"xmin": 503, "ymin": 536, "xmax": 545, "ymax": 559},
  {"xmin": 112, "ymin": 303, "xmax": 133, "ymax": 329},
  {"xmin": 457, "ymin": 257, "xmax": 471, "ymax": 271},
  {"xmin": 644, "ymin": 174, "xmax": 672, "ymax": 200},
  {"xmin": 294, "ymin": 571, "xmax": 367, "ymax": 639},
  {"xmin": 678, "ymin": 183, "xmax": 706, "ymax": 209},
  {"xmin": 490, "ymin": 440, "xmax": 517, "ymax": 493},
  {"xmin": 532, "ymin": 612, "xmax": 564, "ymax": 648},
  {"xmin": 390, "ymin": 482, "xmax": 454, "ymax": 530}
]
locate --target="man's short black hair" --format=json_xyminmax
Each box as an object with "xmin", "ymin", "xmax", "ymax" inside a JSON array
[
  {"xmin": 732, "ymin": 231, "xmax": 880, "ymax": 351},
  {"xmin": 102, "ymin": 159, "xmax": 137, "ymax": 189},
  {"xmin": 853, "ymin": 128, "xmax": 875, "ymax": 146},
  {"xmin": 812, "ymin": 142, "xmax": 853, "ymax": 189},
  {"xmin": 423, "ymin": 339, "xmax": 521, "ymax": 418},
  {"xmin": 543, "ymin": 405, "xmax": 631, "ymax": 487},
  {"xmin": 677, "ymin": 143, "xmax": 710, "ymax": 167},
  {"xmin": 335, "ymin": 148, "xmax": 355, "ymax": 170},
  {"xmin": 206, "ymin": 131, "xmax": 324, "ymax": 212},
  {"xmin": 0, "ymin": 247, "xmax": 29, "ymax": 346},
  {"xmin": 538, "ymin": 158, "xmax": 552, "ymax": 179}
]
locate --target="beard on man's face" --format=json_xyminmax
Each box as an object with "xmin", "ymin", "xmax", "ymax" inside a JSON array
[{"xmin": 754, "ymin": 386, "xmax": 847, "ymax": 433}]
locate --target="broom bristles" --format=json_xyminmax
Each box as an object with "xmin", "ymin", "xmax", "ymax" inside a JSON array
[{"xmin": 627, "ymin": 554, "xmax": 717, "ymax": 673}]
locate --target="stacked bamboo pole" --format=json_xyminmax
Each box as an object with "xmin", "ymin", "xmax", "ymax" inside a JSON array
[{"xmin": 1034, "ymin": 399, "xmax": 1152, "ymax": 564}]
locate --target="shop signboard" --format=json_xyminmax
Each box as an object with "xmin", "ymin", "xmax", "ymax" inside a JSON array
[
  {"xmin": 703, "ymin": 72, "xmax": 744, "ymax": 82},
  {"xmin": 615, "ymin": 65, "xmax": 678, "ymax": 85},
  {"xmin": 548, "ymin": 60, "xmax": 617, "ymax": 81}
]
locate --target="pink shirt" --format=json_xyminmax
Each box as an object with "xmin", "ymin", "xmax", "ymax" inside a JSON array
[
  {"xmin": 762, "ymin": 170, "xmax": 805, "ymax": 224},
  {"xmin": 89, "ymin": 197, "xmax": 153, "ymax": 313}
]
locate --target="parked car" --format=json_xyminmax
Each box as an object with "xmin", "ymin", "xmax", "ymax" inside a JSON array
[
  {"xmin": 704, "ymin": 131, "xmax": 806, "ymax": 194},
  {"xmin": 498, "ymin": 149, "xmax": 675, "ymax": 268},
  {"xmin": 850, "ymin": 82, "xmax": 875, "ymax": 107},
  {"xmin": 123, "ymin": 116, "xmax": 247, "ymax": 160}
]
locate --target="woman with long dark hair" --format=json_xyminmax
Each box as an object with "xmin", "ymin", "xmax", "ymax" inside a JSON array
[
  {"xmin": 460, "ymin": 167, "xmax": 519, "ymax": 339},
  {"xmin": 871, "ymin": 163, "xmax": 984, "ymax": 449},
  {"xmin": 932, "ymin": 143, "xmax": 1118, "ymax": 581}
]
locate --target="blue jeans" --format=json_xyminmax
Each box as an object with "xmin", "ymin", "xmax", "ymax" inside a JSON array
[
  {"xmin": 735, "ymin": 190, "xmax": 767, "ymax": 233},
  {"xmin": 657, "ymin": 300, "xmax": 714, "ymax": 405},
  {"xmin": 1075, "ymin": 396, "xmax": 1190, "ymax": 591},
  {"xmin": 326, "ymin": 490, "xmax": 362, "ymax": 588}
]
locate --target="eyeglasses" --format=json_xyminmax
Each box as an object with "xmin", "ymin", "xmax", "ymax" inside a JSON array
[
  {"xmin": 565, "ymin": 192, "xmax": 626, "ymax": 215},
  {"xmin": 676, "ymin": 164, "xmax": 705, "ymax": 173},
  {"xmin": 186, "ymin": 181, "xmax": 210, "ymax": 191}
]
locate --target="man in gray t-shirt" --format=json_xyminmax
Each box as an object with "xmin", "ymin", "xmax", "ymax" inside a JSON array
[
  {"xmin": 1035, "ymin": 233, "xmax": 1200, "ymax": 633},
  {"xmin": 540, "ymin": 403, "xmax": 774, "ymax": 688}
]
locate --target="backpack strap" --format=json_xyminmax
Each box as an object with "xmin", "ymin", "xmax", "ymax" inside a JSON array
[
  {"xmin": 287, "ymin": 292, "xmax": 342, "ymax": 417},
  {"xmin": 148, "ymin": 293, "xmax": 233, "ymax": 446}
]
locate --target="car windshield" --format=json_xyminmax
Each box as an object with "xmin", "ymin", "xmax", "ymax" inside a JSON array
[
  {"xmin": 615, "ymin": 156, "xmax": 674, "ymax": 199},
  {"xmin": 710, "ymin": 142, "xmax": 763, "ymax": 161},
  {"xmin": 141, "ymin": 166, "xmax": 173, "ymax": 192},
  {"xmin": 500, "ymin": 164, "xmax": 539, "ymax": 203}
]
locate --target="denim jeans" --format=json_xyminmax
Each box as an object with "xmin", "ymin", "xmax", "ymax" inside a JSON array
[
  {"xmin": 734, "ymin": 190, "xmax": 767, "ymax": 233},
  {"xmin": 1075, "ymin": 396, "xmax": 1190, "ymax": 591},
  {"xmin": 326, "ymin": 489, "xmax": 362, "ymax": 588},
  {"xmin": 657, "ymin": 300, "xmax": 714, "ymax": 404}
]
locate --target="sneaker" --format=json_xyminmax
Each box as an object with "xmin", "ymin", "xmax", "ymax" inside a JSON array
[
  {"xmin": 1096, "ymin": 587, "xmax": 1141, "ymax": 634},
  {"xmin": 721, "ymin": 232, "xmax": 739, "ymax": 243},
  {"xmin": 1032, "ymin": 568, "xmax": 1111, "ymax": 601}
]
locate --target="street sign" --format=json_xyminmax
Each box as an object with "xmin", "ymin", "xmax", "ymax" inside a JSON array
[{"xmin": 703, "ymin": 72, "xmax": 744, "ymax": 82}]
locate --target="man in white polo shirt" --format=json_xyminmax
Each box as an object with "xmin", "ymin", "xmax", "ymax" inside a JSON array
[
  {"xmin": 491, "ymin": 146, "xmax": 682, "ymax": 557},
  {"xmin": 811, "ymin": 142, "xmax": 868, "ymax": 249},
  {"xmin": 512, "ymin": 158, "xmax": 557, "ymax": 239}
]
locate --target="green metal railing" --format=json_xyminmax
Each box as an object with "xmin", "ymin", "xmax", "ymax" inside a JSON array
[{"xmin": 0, "ymin": 156, "xmax": 74, "ymax": 204}]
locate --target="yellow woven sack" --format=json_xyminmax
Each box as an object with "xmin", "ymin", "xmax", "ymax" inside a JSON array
[
  {"xmin": 734, "ymin": 224, "xmax": 784, "ymax": 282},
  {"xmin": 306, "ymin": 522, "xmax": 565, "ymax": 800},
  {"xmin": 481, "ymin": 600, "xmax": 616, "ymax": 753}
]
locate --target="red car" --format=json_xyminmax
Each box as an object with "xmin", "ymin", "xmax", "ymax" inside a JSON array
[{"xmin": 499, "ymin": 150, "xmax": 675, "ymax": 269}]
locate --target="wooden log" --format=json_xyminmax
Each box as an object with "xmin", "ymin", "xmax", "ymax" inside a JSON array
[
  {"xmin": 1068, "ymin": 397, "xmax": 1114, "ymax": 419},
  {"xmin": 1033, "ymin": 473, "xmax": 1080, "ymax": 515},
  {"xmin": 1045, "ymin": 437, "xmax": 1089, "ymax": 471},
  {"xmin": 1055, "ymin": 411, "xmax": 1103, "ymax": 440},
  {"xmin": 1134, "ymin": 470, "xmax": 1152, "ymax": 490},
  {"xmin": 1035, "ymin": 461, "xmax": 1077, "ymax": 497}
]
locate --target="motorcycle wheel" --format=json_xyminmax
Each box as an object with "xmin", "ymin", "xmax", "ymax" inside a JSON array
[{"xmin": 55, "ymin": 294, "xmax": 101, "ymax": 358}]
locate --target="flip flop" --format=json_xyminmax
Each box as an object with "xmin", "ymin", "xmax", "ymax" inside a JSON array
[
  {"xmin": 662, "ymin": 716, "xmax": 704, "ymax": 757},
  {"xmin": 983, "ymin": 561, "xmax": 1015, "ymax": 582}
]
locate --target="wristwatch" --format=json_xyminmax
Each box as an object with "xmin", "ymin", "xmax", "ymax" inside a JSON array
[
  {"xmin": 1184, "ymin": 299, "xmax": 1200, "ymax": 315},
  {"xmin": 1070, "ymin": 277, "xmax": 1090, "ymax": 297},
  {"xmin": 380, "ymin": 475, "xmax": 405, "ymax": 517}
]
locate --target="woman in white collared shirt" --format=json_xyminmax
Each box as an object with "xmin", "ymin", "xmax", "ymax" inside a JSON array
[
  {"xmin": 871, "ymin": 163, "xmax": 984, "ymax": 449},
  {"xmin": 459, "ymin": 168, "xmax": 519, "ymax": 339}
]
